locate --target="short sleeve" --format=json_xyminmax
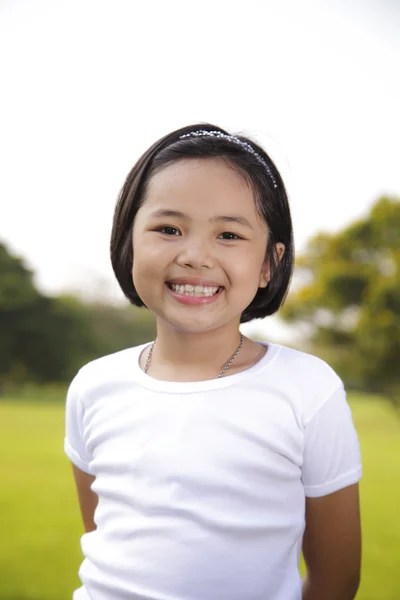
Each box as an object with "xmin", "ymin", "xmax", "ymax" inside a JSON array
[
  {"xmin": 301, "ymin": 385, "xmax": 362, "ymax": 497},
  {"xmin": 64, "ymin": 371, "xmax": 93, "ymax": 474}
]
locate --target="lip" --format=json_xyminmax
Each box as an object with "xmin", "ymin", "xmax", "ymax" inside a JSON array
[
  {"xmin": 166, "ymin": 277, "xmax": 223, "ymax": 288},
  {"xmin": 165, "ymin": 283, "xmax": 224, "ymax": 305}
]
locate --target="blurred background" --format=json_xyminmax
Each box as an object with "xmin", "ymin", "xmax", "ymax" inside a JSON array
[{"xmin": 0, "ymin": 1, "xmax": 399, "ymax": 599}]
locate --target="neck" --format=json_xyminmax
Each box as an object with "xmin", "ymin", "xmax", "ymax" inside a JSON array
[{"xmin": 148, "ymin": 321, "xmax": 243, "ymax": 380}]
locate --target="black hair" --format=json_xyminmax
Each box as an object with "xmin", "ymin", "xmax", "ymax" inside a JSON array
[{"xmin": 110, "ymin": 123, "xmax": 294, "ymax": 323}]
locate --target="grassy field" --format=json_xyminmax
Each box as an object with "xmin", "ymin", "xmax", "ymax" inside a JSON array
[{"xmin": 0, "ymin": 393, "xmax": 399, "ymax": 600}]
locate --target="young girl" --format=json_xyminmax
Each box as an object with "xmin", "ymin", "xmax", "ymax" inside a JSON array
[{"xmin": 65, "ymin": 124, "xmax": 362, "ymax": 600}]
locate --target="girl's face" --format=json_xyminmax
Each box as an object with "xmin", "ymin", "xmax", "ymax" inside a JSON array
[{"xmin": 132, "ymin": 158, "xmax": 282, "ymax": 334}]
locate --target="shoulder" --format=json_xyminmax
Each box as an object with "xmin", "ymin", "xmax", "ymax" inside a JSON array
[
  {"xmin": 267, "ymin": 343, "xmax": 344, "ymax": 424},
  {"xmin": 272, "ymin": 344, "xmax": 342, "ymax": 387},
  {"xmin": 68, "ymin": 343, "xmax": 150, "ymax": 397}
]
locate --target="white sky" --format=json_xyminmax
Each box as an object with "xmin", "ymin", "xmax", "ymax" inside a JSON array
[{"xmin": 0, "ymin": 0, "xmax": 399, "ymax": 341}]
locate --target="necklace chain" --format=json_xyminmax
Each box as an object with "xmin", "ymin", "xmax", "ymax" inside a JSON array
[{"xmin": 143, "ymin": 334, "xmax": 244, "ymax": 379}]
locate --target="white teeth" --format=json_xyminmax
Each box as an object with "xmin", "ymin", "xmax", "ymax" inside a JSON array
[{"xmin": 169, "ymin": 283, "xmax": 219, "ymax": 296}]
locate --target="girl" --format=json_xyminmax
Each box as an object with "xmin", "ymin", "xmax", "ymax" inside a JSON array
[{"xmin": 65, "ymin": 124, "xmax": 362, "ymax": 600}]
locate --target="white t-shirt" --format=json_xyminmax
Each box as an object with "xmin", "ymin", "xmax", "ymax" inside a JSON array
[{"xmin": 65, "ymin": 342, "xmax": 362, "ymax": 600}]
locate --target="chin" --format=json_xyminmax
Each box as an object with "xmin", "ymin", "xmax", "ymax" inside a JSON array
[{"xmin": 162, "ymin": 313, "xmax": 238, "ymax": 335}]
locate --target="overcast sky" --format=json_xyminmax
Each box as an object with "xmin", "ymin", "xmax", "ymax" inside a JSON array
[{"xmin": 1, "ymin": 0, "xmax": 399, "ymax": 341}]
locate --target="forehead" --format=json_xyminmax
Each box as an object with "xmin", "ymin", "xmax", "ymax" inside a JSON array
[{"xmin": 144, "ymin": 158, "xmax": 260, "ymax": 219}]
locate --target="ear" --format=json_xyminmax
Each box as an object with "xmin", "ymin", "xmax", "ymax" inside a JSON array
[{"xmin": 259, "ymin": 243, "xmax": 285, "ymax": 288}]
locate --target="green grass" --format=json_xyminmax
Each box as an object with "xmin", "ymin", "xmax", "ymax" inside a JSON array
[{"xmin": 0, "ymin": 393, "xmax": 399, "ymax": 599}]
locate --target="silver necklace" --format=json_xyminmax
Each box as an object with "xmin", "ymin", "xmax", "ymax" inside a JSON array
[{"xmin": 143, "ymin": 334, "xmax": 244, "ymax": 379}]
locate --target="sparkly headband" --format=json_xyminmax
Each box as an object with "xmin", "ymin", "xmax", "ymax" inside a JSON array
[{"xmin": 179, "ymin": 130, "xmax": 278, "ymax": 189}]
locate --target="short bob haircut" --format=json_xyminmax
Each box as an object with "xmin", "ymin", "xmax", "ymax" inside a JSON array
[{"xmin": 111, "ymin": 123, "xmax": 294, "ymax": 324}]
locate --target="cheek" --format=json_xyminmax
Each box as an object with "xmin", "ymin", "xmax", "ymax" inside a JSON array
[
  {"xmin": 131, "ymin": 236, "xmax": 170, "ymax": 286},
  {"xmin": 228, "ymin": 247, "xmax": 266, "ymax": 281}
]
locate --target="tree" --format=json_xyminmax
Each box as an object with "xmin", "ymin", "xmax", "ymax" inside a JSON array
[
  {"xmin": 0, "ymin": 242, "xmax": 157, "ymax": 390},
  {"xmin": 82, "ymin": 301, "xmax": 156, "ymax": 358},
  {"xmin": 0, "ymin": 243, "xmax": 42, "ymax": 387},
  {"xmin": 0, "ymin": 243, "xmax": 100, "ymax": 387},
  {"xmin": 281, "ymin": 197, "xmax": 400, "ymax": 401}
]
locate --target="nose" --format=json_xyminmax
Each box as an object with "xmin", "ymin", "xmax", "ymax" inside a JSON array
[{"xmin": 175, "ymin": 235, "xmax": 215, "ymax": 269}]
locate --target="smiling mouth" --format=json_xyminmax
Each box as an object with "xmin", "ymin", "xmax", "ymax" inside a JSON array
[{"xmin": 166, "ymin": 282, "xmax": 223, "ymax": 297}]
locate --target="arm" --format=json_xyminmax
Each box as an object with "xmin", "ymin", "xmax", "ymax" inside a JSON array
[
  {"xmin": 71, "ymin": 463, "xmax": 98, "ymax": 533},
  {"xmin": 302, "ymin": 483, "xmax": 361, "ymax": 600}
]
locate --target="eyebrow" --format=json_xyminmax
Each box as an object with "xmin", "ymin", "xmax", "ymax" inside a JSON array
[{"xmin": 149, "ymin": 209, "xmax": 254, "ymax": 229}]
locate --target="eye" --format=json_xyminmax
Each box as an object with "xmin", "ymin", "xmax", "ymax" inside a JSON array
[
  {"xmin": 218, "ymin": 232, "xmax": 243, "ymax": 240},
  {"xmin": 156, "ymin": 226, "xmax": 181, "ymax": 236}
]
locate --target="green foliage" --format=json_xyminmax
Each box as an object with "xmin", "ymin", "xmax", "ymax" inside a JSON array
[
  {"xmin": 81, "ymin": 300, "xmax": 156, "ymax": 360},
  {"xmin": 282, "ymin": 197, "xmax": 400, "ymax": 397},
  {"xmin": 0, "ymin": 244, "xmax": 45, "ymax": 386},
  {"xmin": 0, "ymin": 396, "xmax": 399, "ymax": 600},
  {"xmin": 0, "ymin": 242, "xmax": 156, "ymax": 390},
  {"xmin": 0, "ymin": 243, "xmax": 38, "ymax": 309},
  {"xmin": 0, "ymin": 243, "xmax": 97, "ymax": 387}
]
